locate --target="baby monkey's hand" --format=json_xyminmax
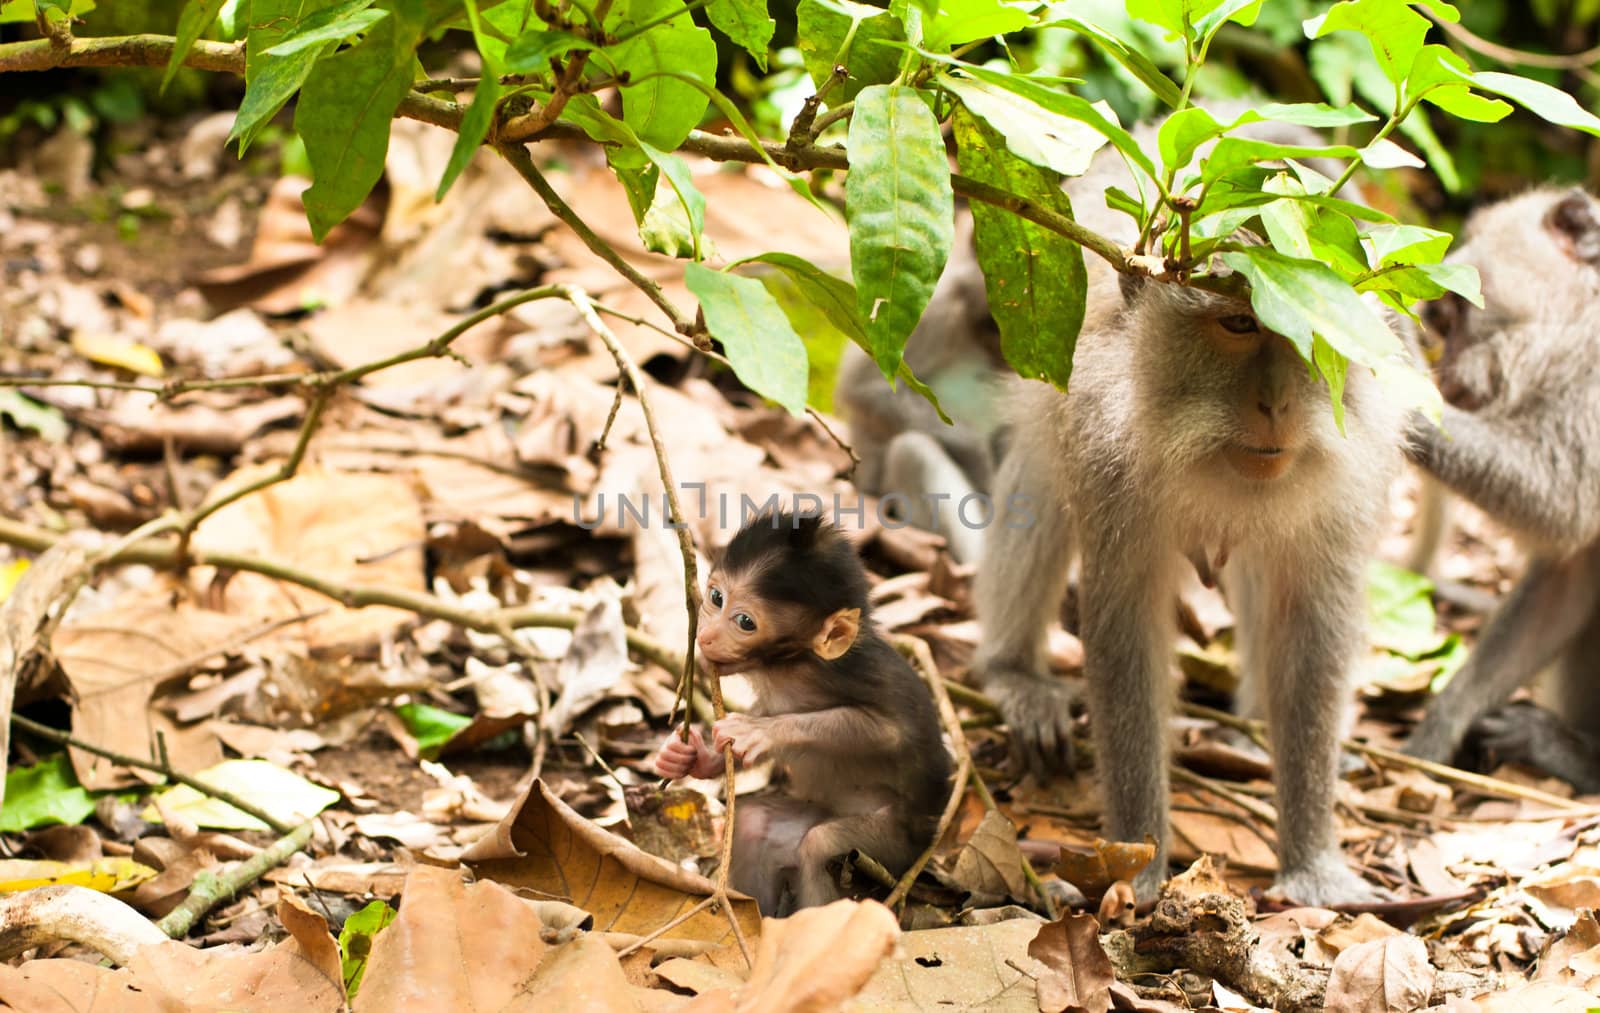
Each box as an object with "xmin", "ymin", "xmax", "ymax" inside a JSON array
[
  {"xmin": 713, "ymin": 714, "xmax": 776, "ymax": 765},
  {"xmin": 654, "ymin": 726, "xmax": 725, "ymax": 780}
]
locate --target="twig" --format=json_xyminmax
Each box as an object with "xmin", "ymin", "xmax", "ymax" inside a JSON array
[
  {"xmin": 0, "ymin": 516, "xmax": 704, "ymax": 683},
  {"xmin": 560, "ymin": 285, "xmax": 749, "ymax": 966},
  {"xmin": 10, "ymin": 714, "xmax": 296, "ymax": 835},
  {"xmin": 806, "ymin": 407, "xmax": 859, "ymax": 472},
  {"xmin": 498, "ymin": 146, "xmax": 698, "ymax": 336},
  {"xmin": 1426, "ymin": 10, "xmax": 1600, "ymax": 71},
  {"xmin": 155, "ymin": 821, "xmax": 315, "ymax": 938},
  {"xmin": 1179, "ymin": 701, "xmax": 1595, "ymax": 813},
  {"xmin": 613, "ymin": 895, "xmax": 713, "ymax": 958},
  {"xmin": 886, "ymin": 634, "xmax": 972, "ymax": 912}
]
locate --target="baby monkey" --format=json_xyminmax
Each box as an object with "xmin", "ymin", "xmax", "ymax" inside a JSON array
[{"xmin": 654, "ymin": 512, "xmax": 952, "ymax": 915}]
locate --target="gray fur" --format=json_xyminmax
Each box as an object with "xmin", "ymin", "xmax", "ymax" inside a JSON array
[
  {"xmin": 1404, "ymin": 187, "xmax": 1600, "ymax": 777},
  {"xmin": 976, "ymin": 275, "xmax": 1404, "ymax": 907}
]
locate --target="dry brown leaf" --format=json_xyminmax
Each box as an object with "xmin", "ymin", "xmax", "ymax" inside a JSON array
[
  {"xmin": 189, "ymin": 466, "xmax": 425, "ymax": 651},
  {"xmin": 55, "ymin": 603, "xmax": 246, "ymax": 790},
  {"xmin": 849, "ymin": 917, "xmax": 1043, "ymax": 1010},
  {"xmin": 195, "ymin": 175, "xmax": 381, "ymax": 314},
  {"xmin": 462, "ymin": 779, "xmax": 760, "ymax": 953},
  {"xmin": 1523, "ymin": 863, "xmax": 1600, "ymax": 919},
  {"xmin": 1055, "ymin": 837, "xmax": 1158, "ymax": 901},
  {"xmin": 1029, "ymin": 913, "xmax": 1114, "ymax": 1013},
  {"xmin": 940, "ymin": 809, "xmax": 1031, "ymax": 904},
  {"xmin": 1533, "ymin": 910, "xmax": 1600, "ymax": 990},
  {"xmin": 718, "ymin": 900, "xmax": 897, "ymax": 1013},
  {"xmin": 1169, "ymin": 795, "xmax": 1277, "ymax": 873},
  {"xmin": 1322, "ymin": 935, "xmax": 1435, "ymax": 1013},
  {"xmin": 0, "ymin": 896, "xmax": 343, "ymax": 1012},
  {"xmin": 264, "ymin": 861, "xmax": 407, "ymax": 899},
  {"xmin": 1470, "ymin": 981, "xmax": 1600, "ymax": 1011}
]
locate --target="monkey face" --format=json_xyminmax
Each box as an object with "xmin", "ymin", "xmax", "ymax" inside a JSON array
[
  {"xmin": 1140, "ymin": 287, "xmax": 1316, "ymax": 483},
  {"xmin": 696, "ymin": 568, "xmax": 862, "ymax": 676}
]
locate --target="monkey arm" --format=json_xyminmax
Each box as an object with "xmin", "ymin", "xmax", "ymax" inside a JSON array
[
  {"xmin": 1409, "ymin": 406, "xmax": 1600, "ymax": 549},
  {"xmin": 766, "ymin": 706, "xmax": 903, "ymax": 753}
]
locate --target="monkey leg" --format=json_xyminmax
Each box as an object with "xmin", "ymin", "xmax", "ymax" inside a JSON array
[
  {"xmin": 1077, "ymin": 537, "xmax": 1179, "ymax": 901},
  {"xmin": 1464, "ymin": 701, "xmax": 1600, "ymax": 795},
  {"xmin": 1239, "ymin": 549, "xmax": 1381, "ymax": 906},
  {"xmin": 1406, "ymin": 546, "xmax": 1600, "ymax": 764},
  {"xmin": 793, "ymin": 808, "xmax": 916, "ymax": 911},
  {"xmin": 882, "ymin": 431, "xmax": 986, "ymax": 564},
  {"xmin": 973, "ymin": 424, "xmax": 1079, "ymax": 776},
  {"xmin": 729, "ymin": 794, "xmax": 830, "ymax": 916}
]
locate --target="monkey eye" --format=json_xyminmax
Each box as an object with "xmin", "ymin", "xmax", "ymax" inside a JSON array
[
  {"xmin": 1218, "ymin": 314, "xmax": 1259, "ymax": 334},
  {"xmin": 708, "ymin": 587, "xmax": 724, "ymax": 608},
  {"xmin": 734, "ymin": 613, "xmax": 756, "ymax": 632}
]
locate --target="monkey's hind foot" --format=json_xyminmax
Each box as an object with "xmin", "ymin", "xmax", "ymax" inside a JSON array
[
  {"xmin": 978, "ymin": 668, "xmax": 1079, "ymax": 779},
  {"xmin": 1269, "ymin": 858, "xmax": 1388, "ymax": 908}
]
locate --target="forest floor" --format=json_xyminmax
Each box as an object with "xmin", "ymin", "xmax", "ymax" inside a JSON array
[{"xmin": 0, "ymin": 108, "xmax": 1595, "ymax": 1012}]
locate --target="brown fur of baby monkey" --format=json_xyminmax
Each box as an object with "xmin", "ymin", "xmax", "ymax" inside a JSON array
[{"xmin": 654, "ymin": 511, "xmax": 953, "ymax": 916}]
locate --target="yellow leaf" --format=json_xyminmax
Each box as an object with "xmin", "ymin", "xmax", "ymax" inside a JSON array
[
  {"xmin": 141, "ymin": 759, "xmax": 339, "ymax": 831},
  {"xmin": 70, "ymin": 332, "xmax": 166, "ymax": 377},
  {"xmin": 0, "ymin": 857, "xmax": 159, "ymax": 893},
  {"xmin": 0, "ymin": 559, "xmax": 28, "ymax": 603}
]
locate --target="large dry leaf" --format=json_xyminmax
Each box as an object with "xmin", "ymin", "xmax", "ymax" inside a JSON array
[
  {"xmin": 189, "ymin": 466, "xmax": 425, "ymax": 650},
  {"xmin": 55, "ymin": 603, "xmax": 247, "ymax": 790},
  {"xmin": 462, "ymin": 779, "xmax": 760, "ymax": 950},
  {"xmin": 849, "ymin": 917, "xmax": 1046, "ymax": 1009},
  {"xmin": 940, "ymin": 810, "xmax": 1030, "ymax": 904},
  {"xmin": 1534, "ymin": 910, "xmax": 1600, "ymax": 990},
  {"xmin": 1029, "ymin": 914, "xmax": 1114, "ymax": 1013},
  {"xmin": 1054, "ymin": 838, "xmax": 1157, "ymax": 900},
  {"xmin": 544, "ymin": 597, "xmax": 629, "ymax": 736},
  {"xmin": 720, "ymin": 900, "xmax": 899, "ymax": 1013},
  {"xmin": 0, "ymin": 896, "xmax": 343, "ymax": 1012},
  {"xmin": 1322, "ymin": 935, "xmax": 1435, "ymax": 1013}
]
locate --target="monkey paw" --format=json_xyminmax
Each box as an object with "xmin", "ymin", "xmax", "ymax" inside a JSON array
[
  {"xmin": 979, "ymin": 669, "xmax": 1077, "ymax": 779},
  {"xmin": 1269, "ymin": 858, "xmax": 1388, "ymax": 908},
  {"xmin": 1466, "ymin": 701, "xmax": 1570, "ymax": 777},
  {"xmin": 1400, "ymin": 715, "xmax": 1461, "ymax": 765},
  {"xmin": 713, "ymin": 714, "xmax": 774, "ymax": 766}
]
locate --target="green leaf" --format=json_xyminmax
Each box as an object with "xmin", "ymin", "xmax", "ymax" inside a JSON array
[
  {"xmin": 1043, "ymin": 15, "xmax": 1182, "ymax": 108},
  {"xmin": 261, "ymin": 1, "xmax": 385, "ymax": 56},
  {"xmin": 1464, "ymin": 70, "xmax": 1600, "ymax": 137},
  {"xmin": 735, "ymin": 252, "xmax": 869, "ymax": 345},
  {"xmin": 1193, "ymin": 0, "xmax": 1262, "ymax": 41},
  {"xmin": 940, "ymin": 72, "xmax": 1111, "ymax": 177},
  {"xmin": 559, "ymin": 96, "xmax": 707, "ymax": 252},
  {"xmin": 606, "ymin": 0, "xmax": 719, "ymax": 151},
  {"xmin": 919, "ymin": 52, "xmax": 1156, "ymax": 181},
  {"xmin": 1305, "ymin": 0, "xmax": 1443, "ymax": 86},
  {"xmin": 0, "ymin": 389, "xmax": 68, "ymax": 442},
  {"xmin": 0, "ymin": 754, "xmax": 95, "ymax": 832},
  {"xmin": 396, "ymin": 701, "xmax": 471, "ymax": 758},
  {"xmin": 846, "ymin": 84, "xmax": 956, "ymax": 377},
  {"xmin": 164, "ymin": 0, "xmax": 227, "ymax": 93},
  {"xmin": 437, "ymin": 0, "xmax": 501, "ymax": 201},
  {"xmin": 1403, "ymin": 45, "xmax": 1510, "ymax": 122},
  {"xmin": 952, "ymin": 106, "xmax": 1085, "ymax": 387},
  {"xmin": 230, "ymin": 0, "xmax": 344, "ymax": 154},
  {"xmin": 795, "ymin": 0, "xmax": 905, "ymax": 106},
  {"xmin": 340, "ymin": 900, "xmax": 395, "ymax": 997},
  {"xmin": 685, "ymin": 264, "xmax": 810, "ymax": 414},
  {"xmin": 295, "ymin": 10, "xmax": 420, "ymax": 240},
  {"xmin": 503, "ymin": 28, "xmax": 595, "ymax": 73},
  {"xmin": 707, "ymin": 0, "xmax": 776, "ymax": 70},
  {"xmin": 1363, "ymin": 222, "xmax": 1449, "ymax": 265},
  {"xmin": 1367, "ymin": 559, "xmax": 1452, "ymax": 659},
  {"xmin": 1220, "ymin": 247, "xmax": 1400, "ymax": 369},
  {"xmin": 1200, "ymin": 136, "xmax": 1357, "ymax": 186},
  {"xmin": 925, "ymin": 0, "xmax": 1033, "ymax": 52}
]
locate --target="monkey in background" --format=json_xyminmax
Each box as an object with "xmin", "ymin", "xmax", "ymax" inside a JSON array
[
  {"xmin": 1401, "ymin": 187, "xmax": 1600, "ymax": 794},
  {"xmin": 654, "ymin": 512, "xmax": 952, "ymax": 915},
  {"xmin": 833, "ymin": 211, "xmax": 1006, "ymax": 564}
]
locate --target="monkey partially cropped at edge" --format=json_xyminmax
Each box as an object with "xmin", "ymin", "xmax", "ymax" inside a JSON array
[
  {"xmin": 654, "ymin": 512, "xmax": 952, "ymax": 915},
  {"xmin": 1400, "ymin": 187, "xmax": 1600, "ymax": 792}
]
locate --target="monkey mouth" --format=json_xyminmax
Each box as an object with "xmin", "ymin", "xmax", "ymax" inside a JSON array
[{"xmin": 1224, "ymin": 444, "xmax": 1291, "ymax": 481}]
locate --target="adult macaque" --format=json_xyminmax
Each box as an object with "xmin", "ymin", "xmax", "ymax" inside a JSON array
[
  {"xmin": 834, "ymin": 212, "xmax": 1004, "ymax": 564},
  {"xmin": 654, "ymin": 512, "xmax": 952, "ymax": 915},
  {"xmin": 1402, "ymin": 187, "xmax": 1600, "ymax": 789}
]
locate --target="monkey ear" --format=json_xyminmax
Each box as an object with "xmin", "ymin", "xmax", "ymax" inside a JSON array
[
  {"xmin": 1545, "ymin": 189, "xmax": 1600, "ymax": 264},
  {"xmin": 812, "ymin": 607, "xmax": 861, "ymax": 660}
]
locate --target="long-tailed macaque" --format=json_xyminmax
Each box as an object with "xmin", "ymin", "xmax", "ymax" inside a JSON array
[
  {"xmin": 834, "ymin": 212, "xmax": 1004, "ymax": 564},
  {"xmin": 654, "ymin": 512, "xmax": 952, "ymax": 914},
  {"xmin": 1401, "ymin": 187, "xmax": 1600, "ymax": 792}
]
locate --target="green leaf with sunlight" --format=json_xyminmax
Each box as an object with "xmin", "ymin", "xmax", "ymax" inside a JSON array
[
  {"xmin": 940, "ymin": 72, "xmax": 1111, "ymax": 177},
  {"xmin": 847, "ymin": 84, "xmax": 955, "ymax": 377},
  {"xmin": 953, "ymin": 107, "xmax": 1086, "ymax": 387},
  {"xmin": 0, "ymin": 754, "xmax": 95, "ymax": 832},
  {"xmin": 707, "ymin": 0, "xmax": 777, "ymax": 70},
  {"xmin": 686, "ymin": 264, "xmax": 810, "ymax": 415},
  {"xmin": 796, "ymin": 0, "xmax": 906, "ymax": 106},
  {"xmin": 605, "ymin": 0, "xmax": 719, "ymax": 151}
]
